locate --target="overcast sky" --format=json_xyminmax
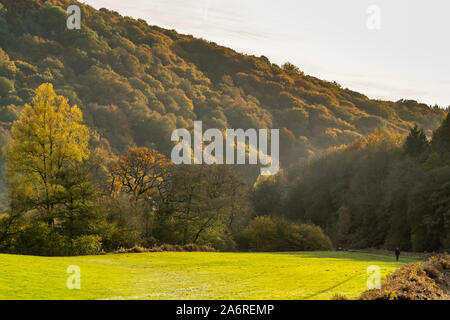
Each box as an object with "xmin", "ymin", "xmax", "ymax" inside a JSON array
[{"xmin": 82, "ymin": 0, "xmax": 450, "ymax": 107}]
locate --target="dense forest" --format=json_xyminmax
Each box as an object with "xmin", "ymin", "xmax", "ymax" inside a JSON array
[
  {"xmin": 255, "ymin": 122, "xmax": 450, "ymax": 251},
  {"xmin": 0, "ymin": 0, "xmax": 448, "ymax": 254}
]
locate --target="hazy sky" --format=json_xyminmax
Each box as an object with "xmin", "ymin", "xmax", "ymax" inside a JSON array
[{"xmin": 82, "ymin": 0, "xmax": 450, "ymax": 107}]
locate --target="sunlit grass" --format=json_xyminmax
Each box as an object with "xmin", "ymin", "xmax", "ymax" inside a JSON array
[{"xmin": 0, "ymin": 251, "xmax": 417, "ymax": 300}]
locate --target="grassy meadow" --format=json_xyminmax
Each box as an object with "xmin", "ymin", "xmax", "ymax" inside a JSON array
[{"xmin": 0, "ymin": 251, "xmax": 417, "ymax": 300}]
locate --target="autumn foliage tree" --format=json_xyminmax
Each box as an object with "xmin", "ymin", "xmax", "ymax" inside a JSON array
[
  {"xmin": 5, "ymin": 83, "xmax": 90, "ymax": 222},
  {"xmin": 106, "ymin": 147, "xmax": 173, "ymax": 244},
  {"xmin": 108, "ymin": 147, "xmax": 173, "ymax": 204},
  {"xmin": 0, "ymin": 83, "xmax": 109, "ymax": 255}
]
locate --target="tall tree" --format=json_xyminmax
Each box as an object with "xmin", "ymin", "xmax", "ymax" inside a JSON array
[
  {"xmin": 107, "ymin": 147, "xmax": 173, "ymax": 240},
  {"xmin": 159, "ymin": 164, "xmax": 249, "ymax": 246},
  {"xmin": 108, "ymin": 147, "xmax": 172, "ymax": 204},
  {"xmin": 432, "ymin": 113, "xmax": 450, "ymax": 156},
  {"xmin": 5, "ymin": 83, "xmax": 90, "ymax": 224},
  {"xmin": 404, "ymin": 124, "xmax": 429, "ymax": 157}
]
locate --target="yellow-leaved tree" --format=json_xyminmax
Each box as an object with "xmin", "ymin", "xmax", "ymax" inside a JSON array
[{"xmin": 5, "ymin": 83, "xmax": 90, "ymax": 224}]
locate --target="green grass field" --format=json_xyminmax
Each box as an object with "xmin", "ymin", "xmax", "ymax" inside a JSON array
[{"xmin": 0, "ymin": 251, "xmax": 417, "ymax": 300}]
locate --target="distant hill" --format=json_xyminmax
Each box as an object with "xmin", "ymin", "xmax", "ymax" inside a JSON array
[{"xmin": 0, "ymin": 0, "xmax": 446, "ymax": 195}]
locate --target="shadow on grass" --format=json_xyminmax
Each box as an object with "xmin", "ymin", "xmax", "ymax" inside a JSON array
[{"xmin": 301, "ymin": 273, "xmax": 360, "ymax": 300}]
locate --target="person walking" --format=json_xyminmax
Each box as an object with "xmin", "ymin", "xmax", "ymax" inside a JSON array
[{"xmin": 395, "ymin": 248, "xmax": 400, "ymax": 261}]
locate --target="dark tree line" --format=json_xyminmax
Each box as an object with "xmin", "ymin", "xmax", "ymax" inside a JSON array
[{"xmin": 252, "ymin": 117, "xmax": 450, "ymax": 252}]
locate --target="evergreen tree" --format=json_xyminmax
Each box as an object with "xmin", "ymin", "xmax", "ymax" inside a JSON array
[
  {"xmin": 404, "ymin": 124, "xmax": 429, "ymax": 157},
  {"xmin": 432, "ymin": 113, "xmax": 450, "ymax": 156}
]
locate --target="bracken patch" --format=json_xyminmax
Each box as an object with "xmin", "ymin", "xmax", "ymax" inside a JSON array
[{"xmin": 359, "ymin": 254, "xmax": 450, "ymax": 300}]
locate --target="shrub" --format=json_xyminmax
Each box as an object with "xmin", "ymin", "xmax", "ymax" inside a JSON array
[
  {"xmin": 294, "ymin": 224, "xmax": 334, "ymax": 250},
  {"xmin": 13, "ymin": 223, "xmax": 70, "ymax": 256},
  {"xmin": 7, "ymin": 223, "xmax": 105, "ymax": 256},
  {"xmin": 113, "ymin": 243, "xmax": 216, "ymax": 253},
  {"xmin": 114, "ymin": 245, "xmax": 149, "ymax": 253},
  {"xmin": 240, "ymin": 216, "xmax": 333, "ymax": 252},
  {"xmin": 239, "ymin": 216, "xmax": 278, "ymax": 251},
  {"xmin": 142, "ymin": 236, "xmax": 158, "ymax": 248},
  {"xmin": 181, "ymin": 244, "xmax": 216, "ymax": 252},
  {"xmin": 71, "ymin": 235, "xmax": 102, "ymax": 255}
]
